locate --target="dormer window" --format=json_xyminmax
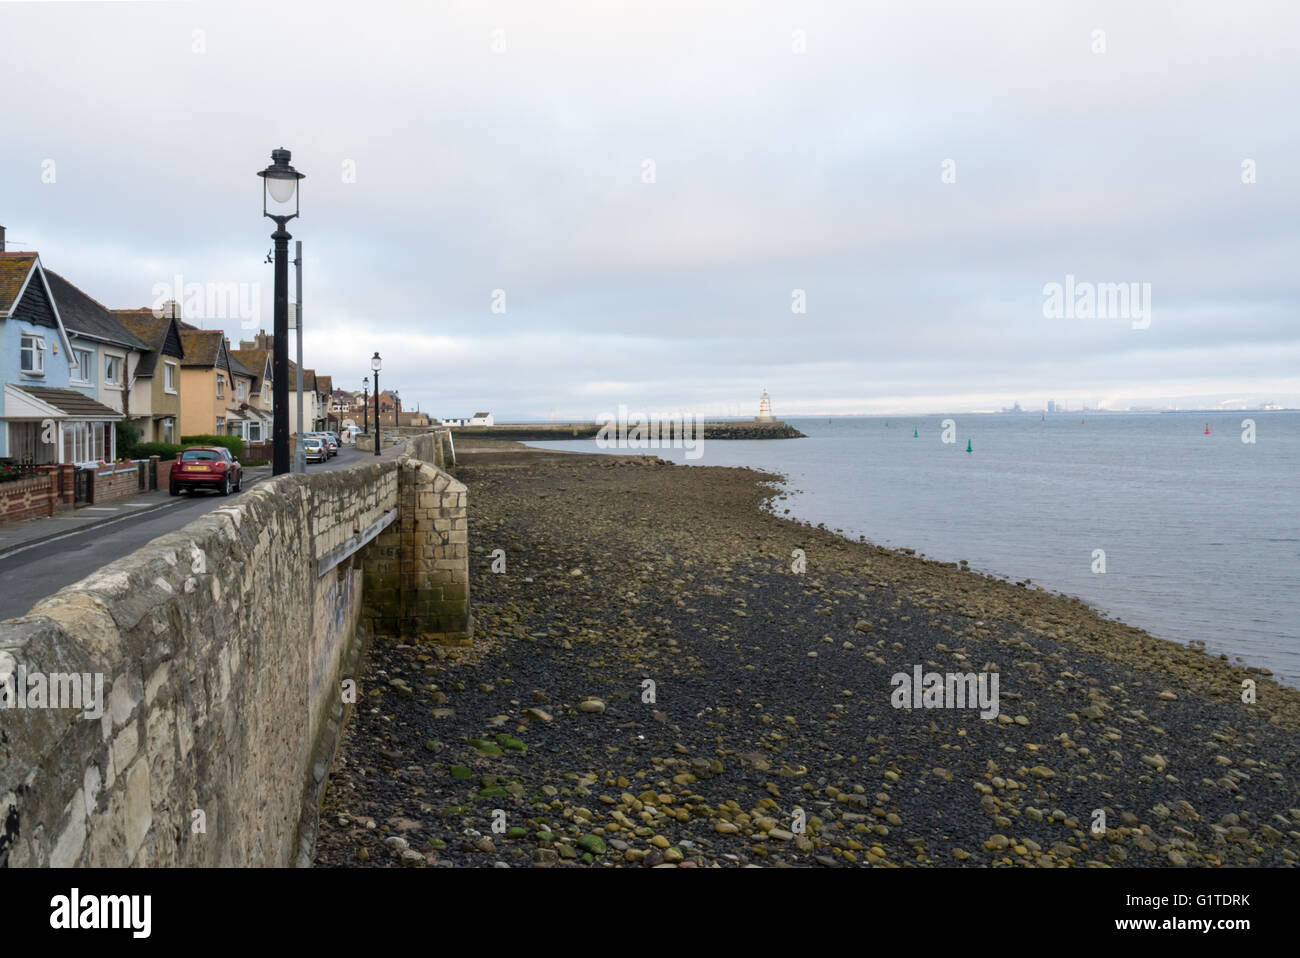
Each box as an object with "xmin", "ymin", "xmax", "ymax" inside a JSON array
[{"xmin": 20, "ymin": 334, "xmax": 45, "ymax": 375}]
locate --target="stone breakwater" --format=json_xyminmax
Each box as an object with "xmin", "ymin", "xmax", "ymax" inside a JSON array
[
  {"xmin": 450, "ymin": 421, "xmax": 806, "ymax": 441},
  {"xmin": 313, "ymin": 440, "xmax": 1300, "ymax": 868}
]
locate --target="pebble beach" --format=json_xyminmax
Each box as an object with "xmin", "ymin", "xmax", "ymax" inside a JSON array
[{"xmin": 313, "ymin": 440, "xmax": 1300, "ymax": 868}]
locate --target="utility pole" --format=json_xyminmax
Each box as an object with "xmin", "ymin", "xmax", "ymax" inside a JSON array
[{"xmin": 293, "ymin": 240, "xmax": 306, "ymax": 472}]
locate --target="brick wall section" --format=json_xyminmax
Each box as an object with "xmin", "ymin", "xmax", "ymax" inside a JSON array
[
  {"xmin": 0, "ymin": 430, "xmax": 462, "ymax": 867},
  {"xmin": 0, "ymin": 475, "xmax": 57, "ymax": 524},
  {"xmin": 90, "ymin": 465, "xmax": 140, "ymax": 504}
]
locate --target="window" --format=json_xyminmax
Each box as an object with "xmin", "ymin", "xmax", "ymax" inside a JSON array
[
  {"xmin": 164, "ymin": 362, "xmax": 177, "ymax": 393},
  {"xmin": 162, "ymin": 418, "xmax": 175, "ymax": 444},
  {"xmin": 20, "ymin": 335, "xmax": 45, "ymax": 374},
  {"xmin": 247, "ymin": 422, "xmax": 262, "ymax": 442},
  {"xmin": 262, "ymin": 382, "xmax": 271, "ymax": 404},
  {"xmin": 216, "ymin": 374, "xmax": 225, "ymax": 398},
  {"xmin": 72, "ymin": 347, "xmax": 93, "ymax": 383},
  {"xmin": 104, "ymin": 355, "xmax": 122, "ymax": 386},
  {"xmin": 237, "ymin": 380, "xmax": 246, "ymax": 401}
]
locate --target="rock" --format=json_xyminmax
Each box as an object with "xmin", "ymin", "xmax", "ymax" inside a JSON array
[
  {"xmin": 399, "ymin": 849, "xmax": 426, "ymax": 867},
  {"xmin": 525, "ymin": 707, "xmax": 553, "ymax": 722},
  {"xmin": 854, "ymin": 620, "xmax": 874, "ymax": 633},
  {"xmin": 578, "ymin": 699, "xmax": 606, "ymax": 714},
  {"xmin": 715, "ymin": 821, "xmax": 739, "ymax": 834},
  {"xmin": 1157, "ymin": 691, "xmax": 1179, "ymax": 701},
  {"xmin": 577, "ymin": 834, "xmax": 606, "ymax": 855},
  {"xmin": 533, "ymin": 848, "xmax": 559, "ymax": 866},
  {"xmin": 1167, "ymin": 850, "xmax": 1188, "ymax": 866}
]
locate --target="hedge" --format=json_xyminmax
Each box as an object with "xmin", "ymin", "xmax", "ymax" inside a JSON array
[
  {"xmin": 134, "ymin": 442, "xmax": 185, "ymax": 461},
  {"xmin": 180, "ymin": 435, "xmax": 244, "ymax": 458}
]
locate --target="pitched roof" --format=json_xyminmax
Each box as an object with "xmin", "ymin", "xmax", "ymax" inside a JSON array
[
  {"xmin": 44, "ymin": 271, "xmax": 147, "ymax": 350},
  {"xmin": 0, "ymin": 253, "xmax": 37, "ymax": 314},
  {"xmin": 316, "ymin": 374, "xmax": 332, "ymax": 394},
  {"xmin": 111, "ymin": 309, "xmax": 185, "ymax": 377},
  {"xmin": 227, "ymin": 352, "xmax": 253, "ymax": 379},
  {"xmin": 14, "ymin": 385, "xmax": 122, "ymax": 419},
  {"xmin": 179, "ymin": 329, "xmax": 226, "ymax": 367},
  {"xmin": 229, "ymin": 349, "xmax": 270, "ymax": 387}
]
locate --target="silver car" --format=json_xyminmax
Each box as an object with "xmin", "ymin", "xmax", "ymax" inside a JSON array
[{"xmin": 301, "ymin": 437, "xmax": 327, "ymax": 463}]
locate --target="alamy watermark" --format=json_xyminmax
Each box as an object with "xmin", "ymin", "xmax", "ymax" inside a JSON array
[
  {"xmin": 0, "ymin": 657, "xmax": 104, "ymax": 721},
  {"xmin": 890, "ymin": 665, "xmax": 999, "ymax": 719},
  {"xmin": 595, "ymin": 405, "xmax": 705, "ymax": 460},
  {"xmin": 151, "ymin": 274, "xmax": 261, "ymax": 329},
  {"xmin": 1043, "ymin": 274, "xmax": 1151, "ymax": 329}
]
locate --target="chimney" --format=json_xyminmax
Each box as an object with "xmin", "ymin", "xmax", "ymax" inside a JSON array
[{"xmin": 0, "ymin": 225, "xmax": 6, "ymax": 251}]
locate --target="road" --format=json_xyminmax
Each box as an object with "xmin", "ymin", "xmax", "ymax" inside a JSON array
[{"xmin": 0, "ymin": 447, "xmax": 370, "ymax": 621}]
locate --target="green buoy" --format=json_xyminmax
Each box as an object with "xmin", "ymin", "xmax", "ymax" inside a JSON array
[
  {"xmin": 966, "ymin": 439, "xmax": 972, "ymax": 453},
  {"xmin": 913, "ymin": 427, "xmax": 918, "ymax": 438}
]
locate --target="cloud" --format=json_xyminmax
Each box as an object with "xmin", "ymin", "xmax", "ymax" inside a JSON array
[{"xmin": 2, "ymin": 0, "xmax": 1297, "ymax": 416}]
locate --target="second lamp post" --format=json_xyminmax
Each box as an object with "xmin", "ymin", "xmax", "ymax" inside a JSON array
[{"xmin": 371, "ymin": 352, "xmax": 382, "ymax": 456}]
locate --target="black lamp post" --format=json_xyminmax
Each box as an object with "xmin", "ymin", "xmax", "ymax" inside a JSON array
[
  {"xmin": 371, "ymin": 352, "xmax": 382, "ymax": 456},
  {"xmin": 361, "ymin": 378, "xmax": 369, "ymax": 437},
  {"xmin": 257, "ymin": 147, "xmax": 305, "ymax": 475}
]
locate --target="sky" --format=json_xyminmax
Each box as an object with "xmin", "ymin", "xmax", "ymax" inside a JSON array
[{"xmin": 2, "ymin": 0, "xmax": 1297, "ymax": 419}]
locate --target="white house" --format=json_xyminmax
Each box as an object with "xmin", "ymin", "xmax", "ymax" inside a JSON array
[{"xmin": 469, "ymin": 411, "xmax": 493, "ymax": 426}]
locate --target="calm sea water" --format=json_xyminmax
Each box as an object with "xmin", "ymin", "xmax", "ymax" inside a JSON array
[{"xmin": 530, "ymin": 412, "xmax": 1300, "ymax": 686}]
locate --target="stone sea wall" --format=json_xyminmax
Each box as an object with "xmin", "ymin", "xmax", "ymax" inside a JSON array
[{"xmin": 0, "ymin": 431, "xmax": 467, "ymax": 867}]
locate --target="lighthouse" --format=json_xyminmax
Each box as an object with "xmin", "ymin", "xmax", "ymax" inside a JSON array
[{"xmin": 756, "ymin": 390, "xmax": 775, "ymax": 422}]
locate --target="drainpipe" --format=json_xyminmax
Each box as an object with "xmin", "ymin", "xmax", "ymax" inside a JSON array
[{"xmin": 293, "ymin": 240, "xmax": 306, "ymax": 473}]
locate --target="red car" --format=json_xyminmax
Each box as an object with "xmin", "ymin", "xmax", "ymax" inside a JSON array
[{"xmin": 169, "ymin": 446, "xmax": 243, "ymax": 496}]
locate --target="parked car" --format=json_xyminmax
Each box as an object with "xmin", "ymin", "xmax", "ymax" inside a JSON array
[
  {"xmin": 301, "ymin": 437, "xmax": 327, "ymax": 463},
  {"xmin": 170, "ymin": 446, "xmax": 242, "ymax": 496},
  {"xmin": 305, "ymin": 432, "xmax": 338, "ymax": 457}
]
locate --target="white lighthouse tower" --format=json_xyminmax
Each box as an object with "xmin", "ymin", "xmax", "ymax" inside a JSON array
[{"xmin": 756, "ymin": 390, "xmax": 775, "ymax": 422}]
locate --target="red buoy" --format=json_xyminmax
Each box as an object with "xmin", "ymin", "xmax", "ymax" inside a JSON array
[{"xmin": 1205, "ymin": 423, "xmax": 1210, "ymax": 435}]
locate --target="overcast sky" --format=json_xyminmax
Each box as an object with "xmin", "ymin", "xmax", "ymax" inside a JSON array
[{"xmin": 2, "ymin": 0, "xmax": 1297, "ymax": 418}]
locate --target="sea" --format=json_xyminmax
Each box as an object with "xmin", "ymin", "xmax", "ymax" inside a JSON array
[{"xmin": 528, "ymin": 411, "xmax": 1300, "ymax": 687}]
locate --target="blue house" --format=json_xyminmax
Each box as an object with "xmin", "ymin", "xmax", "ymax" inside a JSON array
[{"xmin": 0, "ymin": 250, "xmax": 125, "ymax": 464}]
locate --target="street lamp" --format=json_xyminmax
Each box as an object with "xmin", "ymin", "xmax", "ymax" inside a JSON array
[
  {"xmin": 257, "ymin": 147, "xmax": 305, "ymax": 476},
  {"xmin": 371, "ymin": 352, "xmax": 382, "ymax": 456},
  {"xmin": 361, "ymin": 378, "xmax": 370, "ymax": 438}
]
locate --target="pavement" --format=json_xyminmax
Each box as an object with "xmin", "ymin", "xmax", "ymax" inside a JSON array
[{"xmin": 0, "ymin": 445, "xmax": 380, "ymax": 621}]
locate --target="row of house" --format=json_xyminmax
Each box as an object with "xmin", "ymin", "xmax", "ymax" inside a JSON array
[
  {"xmin": 327, "ymin": 385, "xmax": 403, "ymax": 431},
  {"xmin": 0, "ymin": 247, "xmax": 339, "ymax": 466}
]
